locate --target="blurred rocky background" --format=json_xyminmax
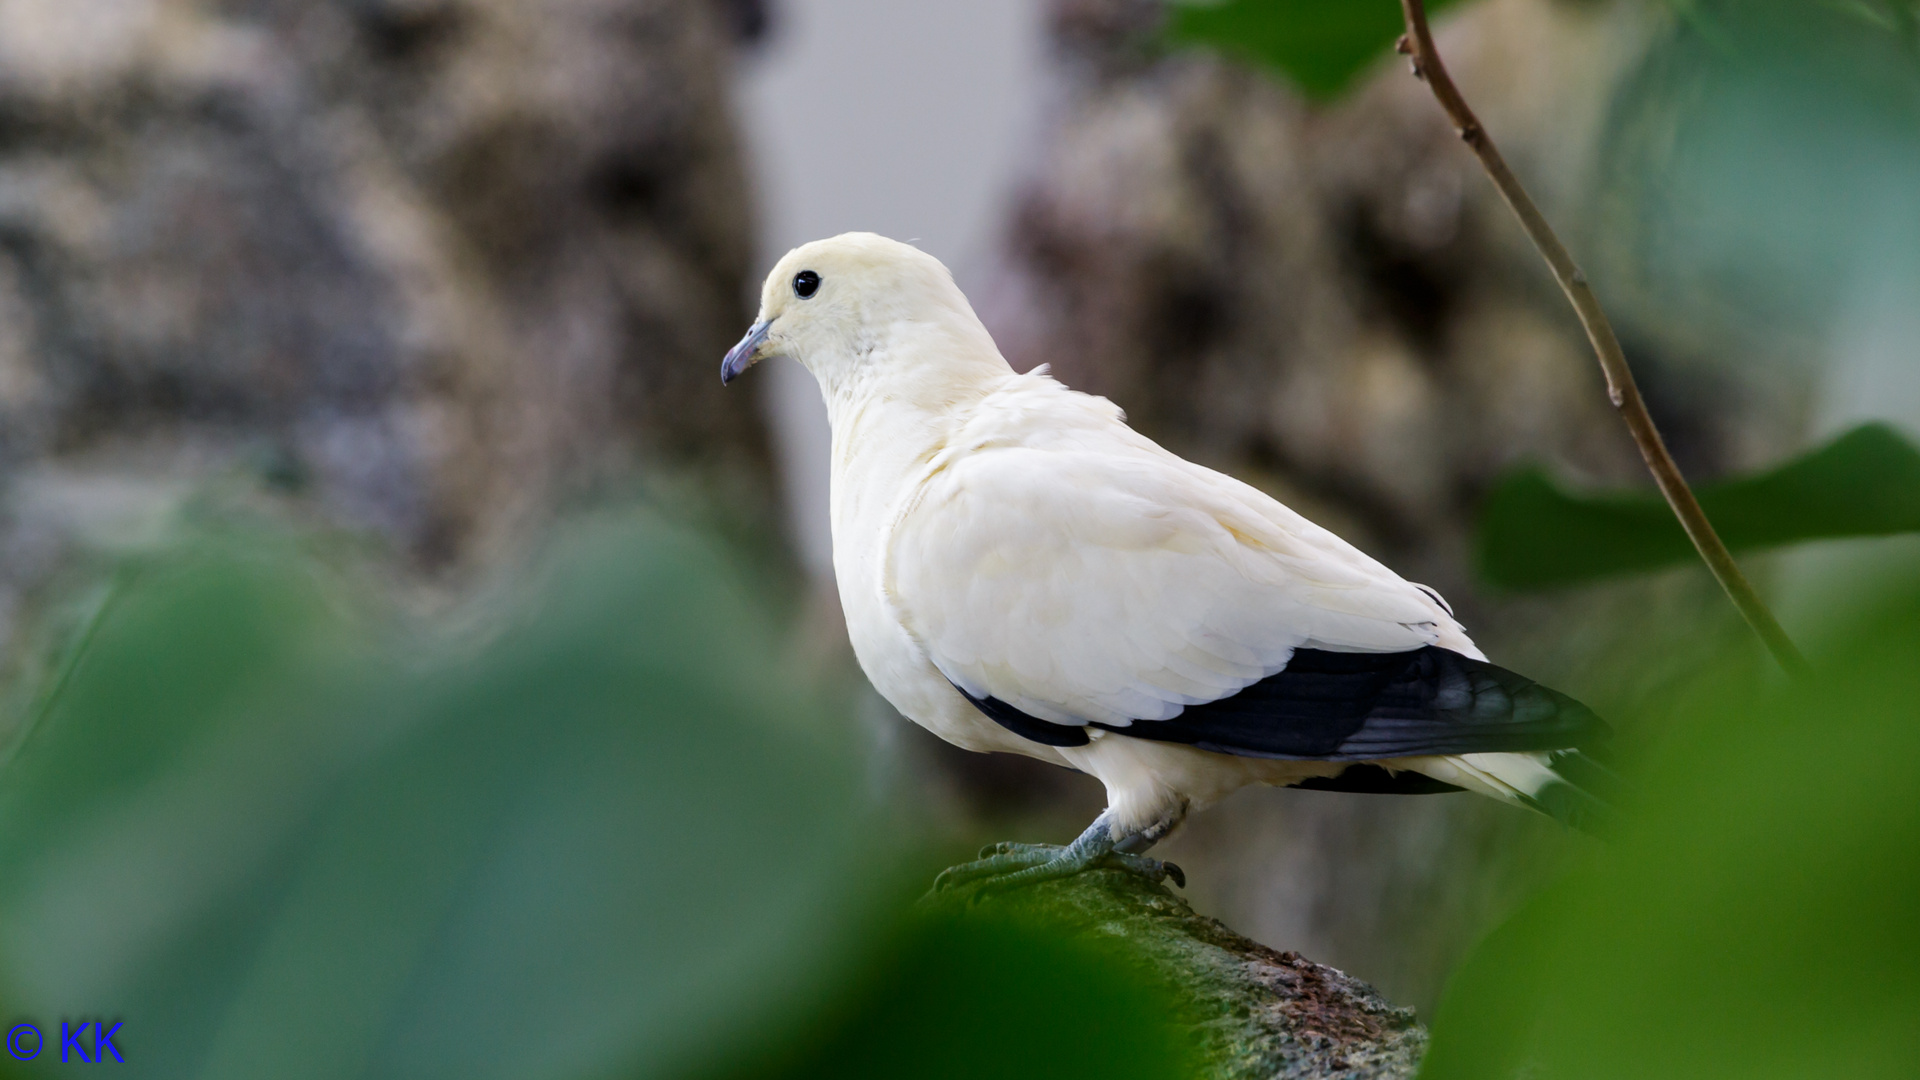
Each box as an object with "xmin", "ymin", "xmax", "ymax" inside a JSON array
[
  {"xmin": 1, "ymin": 0, "xmax": 1914, "ymax": 1028},
  {"xmin": 0, "ymin": 0, "xmax": 776, "ymax": 666}
]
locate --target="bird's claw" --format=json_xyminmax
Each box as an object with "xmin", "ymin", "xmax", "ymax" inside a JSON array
[{"xmin": 1097, "ymin": 852, "xmax": 1183, "ymax": 888}]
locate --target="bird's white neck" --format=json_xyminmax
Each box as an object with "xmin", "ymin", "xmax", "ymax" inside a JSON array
[{"xmin": 808, "ymin": 319, "xmax": 1012, "ymax": 599}]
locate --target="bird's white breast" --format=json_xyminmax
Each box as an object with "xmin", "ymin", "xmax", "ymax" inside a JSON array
[
  {"xmin": 817, "ymin": 353, "xmax": 1473, "ymax": 778},
  {"xmin": 820, "ymin": 362, "xmax": 1068, "ymax": 761}
]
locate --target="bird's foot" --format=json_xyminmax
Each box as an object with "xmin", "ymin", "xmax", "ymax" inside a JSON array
[
  {"xmin": 930, "ymin": 844, "xmax": 1061, "ymax": 892},
  {"xmin": 931, "ymin": 840, "xmax": 1183, "ymax": 896},
  {"xmin": 977, "ymin": 841, "xmax": 1184, "ymax": 887}
]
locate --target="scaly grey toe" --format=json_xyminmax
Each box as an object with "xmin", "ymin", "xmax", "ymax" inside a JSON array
[
  {"xmin": 932, "ymin": 847, "xmax": 1061, "ymax": 891},
  {"xmin": 978, "ymin": 841, "xmax": 1062, "ymax": 859}
]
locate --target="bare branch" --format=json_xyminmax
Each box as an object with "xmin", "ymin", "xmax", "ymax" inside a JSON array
[{"xmin": 1395, "ymin": 0, "xmax": 1808, "ymax": 677}]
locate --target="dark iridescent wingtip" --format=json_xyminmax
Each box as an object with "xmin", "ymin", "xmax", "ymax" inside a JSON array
[{"xmin": 720, "ymin": 319, "xmax": 772, "ymax": 385}]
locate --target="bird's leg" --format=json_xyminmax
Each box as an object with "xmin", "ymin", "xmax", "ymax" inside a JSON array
[
  {"xmin": 931, "ymin": 809, "xmax": 1186, "ymax": 894},
  {"xmin": 1113, "ymin": 800, "xmax": 1187, "ymax": 853}
]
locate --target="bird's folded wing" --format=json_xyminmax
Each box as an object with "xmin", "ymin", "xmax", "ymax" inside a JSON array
[
  {"xmin": 1096, "ymin": 645, "xmax": 1606, "ymax": 758},
  {"xmin": 888, "ymin": 430, "xmax": 1466, "ymax": 731}
]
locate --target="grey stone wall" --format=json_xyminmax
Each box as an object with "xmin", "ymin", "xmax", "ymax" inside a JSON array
[{"xmin": 0, "ymin": 0, "xmax": 771, "ymax": 633}]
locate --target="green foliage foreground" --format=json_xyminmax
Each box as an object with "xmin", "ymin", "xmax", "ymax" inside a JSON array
[
  {"xmin": 1421, "ymin": 587, "xmax": 1920, "ymax": 1078},
  {"xmin": 0, "ymin": 515, "xmax": 1194, "ymax": 1080},
  {"xmin": 1165, "ymin": 0, "xmax": 1461, "ymax": 99},
  {"xmin": 0, "ymin": 509, "xmax": 1916, "ymax": 1078},
  {"xmin": 1476, "ymin": 424, "xmax": 1920, "ymax": 589}
]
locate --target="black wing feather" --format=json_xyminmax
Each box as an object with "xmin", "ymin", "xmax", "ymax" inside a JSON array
[
  {"xmin": 956, "ymin": 646, "xmax": 1606, "ymax": 760},
  {"xmin": 949, "ymin": 683, "xmax": 1091, "ymax": 746}
]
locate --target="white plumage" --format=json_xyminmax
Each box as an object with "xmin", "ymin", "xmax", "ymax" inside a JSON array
[
  {"xmin": 722, "ymin": 233, "xmax": 1603, "ymax": 886},
  {"xmin": 893, "ymin": 377, "xmax": 1470, "ymax": 726}
]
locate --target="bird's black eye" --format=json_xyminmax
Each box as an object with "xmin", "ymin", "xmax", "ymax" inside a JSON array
[{"xmin": 793, "ymin": 270, "xmax": 821, "ymax": 299}]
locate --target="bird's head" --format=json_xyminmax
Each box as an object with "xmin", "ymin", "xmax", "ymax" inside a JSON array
[{"xmin": 720, "ymin": 232, "xmax": 1004, "ymax": 395}]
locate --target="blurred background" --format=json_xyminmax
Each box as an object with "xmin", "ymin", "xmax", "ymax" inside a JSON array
[{"xmin": 0, "ymin": 0, "xmax": 1915, "ymax": 1076}]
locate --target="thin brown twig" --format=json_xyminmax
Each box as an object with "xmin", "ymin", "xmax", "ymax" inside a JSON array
[{"xmin": 1395, "ymin": 0, "xmax": 1809, "ymax": 678}]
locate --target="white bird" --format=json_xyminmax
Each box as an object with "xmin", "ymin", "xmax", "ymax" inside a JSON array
[{"xmin": 722, "ymin": 233, "xmax": 1609, "ymax": 891}]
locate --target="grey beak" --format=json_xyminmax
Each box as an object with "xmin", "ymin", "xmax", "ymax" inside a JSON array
[{"xmin": 721, "ymin": 320, "xmax": 773, "ymax": 385}]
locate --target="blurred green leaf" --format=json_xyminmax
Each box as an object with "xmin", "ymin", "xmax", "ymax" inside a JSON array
[
  {"xmin": 1165, "ymin": 0, "xmax": 1461, "ymax": 99},
  {"xmin": 1672, "ymin": 0, "xmax": 1920, "ymax": 58},
  {"xmin": 1475, "ymin": 423, "xmax": 1920, "ymax": 589},
  {"xmin": 706, "ymin": 909, "xmax": 1199, "ymax": 1080},
  {"xmin": 0, "ymin": 514, "xmax": 878, "ymax": 1080},
  {"xmin": 1420, "ymin": 583, "xmax": 1920, "ymax": 1079},
  {"xmin": 1604, "ymin": 0, "xmax": 1920, "ymax": 342}
]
